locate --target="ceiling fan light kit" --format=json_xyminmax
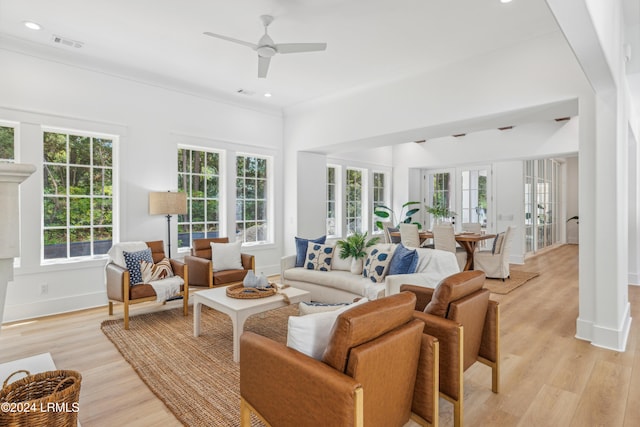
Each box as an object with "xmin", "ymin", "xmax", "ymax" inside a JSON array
[{"xmin": 203, "ymin": 14, "xmax": 327, "ymax": 78}]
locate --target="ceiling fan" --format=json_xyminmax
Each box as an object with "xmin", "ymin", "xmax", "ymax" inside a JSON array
[{"xmin": 203, "ymin": 15, "xmax": 327, "ymax": 78}]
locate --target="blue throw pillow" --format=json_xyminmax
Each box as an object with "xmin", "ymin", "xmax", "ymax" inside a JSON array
[
  {"xmin": 295, "ymin": 235, "xmax": 326, "ymax": 267},
  {"xmin": 123, "ymin": 248, "xmax": 153, "ymax": 285},
  {"xmin": 388, "ymin": 243, "xmax": 419, "ymax": 275}
]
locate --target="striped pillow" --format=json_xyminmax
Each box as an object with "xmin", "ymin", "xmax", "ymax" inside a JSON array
[{"xmin": 140, "ymin": 258, "xmax": 174, "ymax": 283}]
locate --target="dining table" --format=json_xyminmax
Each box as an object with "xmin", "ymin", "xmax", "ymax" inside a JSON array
[{"xmin": 389, "ymin": 230, "xmax": 496, "ymax": 271}]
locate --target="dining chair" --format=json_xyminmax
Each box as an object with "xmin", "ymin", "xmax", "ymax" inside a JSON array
[
  {"xmin": 432, "ymin": 224, "xmax": 466, "ymax": 271},
  {"xmin": 461, "ymin": 223, "xmax": 482, "ymax": 234},
  {"xmin": 473, "ymin": 226, "xmax": 515, "ymax": 280},
  {"xmin": 400, "ymin": 223, "xmax": 422, "ymax": 248},
  {"xmin": 461, "ymin": 223, "xmax": 484, "ymax": 250},
  {"xmin": 380, "ymin": 220, "xmax": 395, "ymax": 243}
]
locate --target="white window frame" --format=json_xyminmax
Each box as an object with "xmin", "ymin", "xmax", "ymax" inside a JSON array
[
  {"xmin": 41, "ymin": 126, "xmax": 117, "ymax": 263},
  {"xmin": 371, "ymin": 170, "xmax": 390, "ymax": 235},
  {"xmin": 326, "ymin": 164, "xmax": 343, "ymax": 238},
  {"xmin": 177, "ymin": 146, "xmax": 225, "ymax": 250},
  {"xmin": 235, "ymin": 152, "xmax": 273, "ymax": 246},
  {"xmin": 0, "ymin": 120, "xmax": 18, "ymax": 163}
]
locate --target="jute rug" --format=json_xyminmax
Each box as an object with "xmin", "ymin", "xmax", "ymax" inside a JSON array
[
  {"xmin": 101, "ymin": 304, "xmax": 298, "ymax": 426},
  {"xmin": 483, "ymin": 270, "xmax": 539, "ymax": 294}
]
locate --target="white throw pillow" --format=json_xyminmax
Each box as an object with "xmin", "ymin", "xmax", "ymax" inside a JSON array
[
  {"xmin": 287, "ymin": 298, "xmax": 368, "ymax": 360},
  {"xmin": 210, "ymin": 241, "xmax": 243, "ymax": 272}
]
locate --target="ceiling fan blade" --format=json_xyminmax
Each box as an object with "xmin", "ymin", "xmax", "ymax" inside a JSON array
[
  {"xmin": 203, "ymin": 32, "xmax": 257, "ymax": 50},
  {"xmin": 275, "ymin": 43, "xmax": 327, "ymax": 54},
  {"xmin": 258, "ymin": 56, "xmax": 271, "ymax": 78}
]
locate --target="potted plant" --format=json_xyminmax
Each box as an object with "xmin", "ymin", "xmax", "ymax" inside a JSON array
[
  {"xmin": 425, "ymin": 203, "xmax": 456, "ymax": 226},
  {"xmin": 374, "ymin": 201, "xmax": 422, "ymax": 229},
  {"xmin": 336, "ymin": 231, "xmax": 381, "ymax": 274}
]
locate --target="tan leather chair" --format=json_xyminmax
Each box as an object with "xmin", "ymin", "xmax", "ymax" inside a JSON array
[
  {"xmin": 239, "ymin": 292, "xmax": 439, "ymax": 427},
  {"xmin": 401, "ymin": 271, "xmax": 500, "ymax": 427},
  {"xmin": 106, "ymin": 240, "xmax": 188, "ymax": 330},
  {"xmin": 184, "ymin": 237, "xmax": 255, "ymax": 287}
]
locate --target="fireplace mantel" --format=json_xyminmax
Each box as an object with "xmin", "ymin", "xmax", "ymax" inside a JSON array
[{"xmin": 0, "ymin": 162, "xmax": 36, "ymax": 325}]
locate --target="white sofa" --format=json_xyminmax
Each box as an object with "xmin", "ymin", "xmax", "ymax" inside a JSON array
[{"xmin": 281, "ymin": 242, "xmax": 460, "ymax": 303}]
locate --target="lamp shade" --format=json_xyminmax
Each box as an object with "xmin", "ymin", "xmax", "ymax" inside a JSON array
[{"xmin": 149, "ymin": 192, "xmax": 187, "ymax": 215}]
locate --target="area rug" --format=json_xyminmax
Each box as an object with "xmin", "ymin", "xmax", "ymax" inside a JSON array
[
  {"xmin": 483, "ymin": 270, "xmax": 540, "ymax": 294},
  {"xmin": 101, "ymin": 304, "xmax": 298, "ymax": 426}
]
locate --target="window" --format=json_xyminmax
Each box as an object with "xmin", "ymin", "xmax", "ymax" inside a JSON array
[
  {"xmin": 345, "ymin": 168, "xmax": 364, "ymax": 235},
  {"xmin": 372, "ymin": 172, "xmax": 387, "ymax": 233},
  {"xmin": 42, "ymin": 130, "xmax": 114, "ymax": 260},
  {"xmin": 426, "ymin": 171, "xmax": 453, "ymax": 227},
  {"xmin": 327, "ymin": 166, "xmax": 337, "ymax": 236},
  {"xmin": 0, "ymin": 125, "xmax": 15, "ymax": 162},
  {"xmin": 177, "ymin": 148, "xmax": 221, "ymax": 250},
  {"xmin": 460, "ymin": 169, "xmax": 488, "ymax": 227},
  {"xmin": 236, "ymin": 154, "xmax": 270, "ymax": 244}
]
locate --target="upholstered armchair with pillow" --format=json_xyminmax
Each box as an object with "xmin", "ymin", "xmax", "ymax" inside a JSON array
[
  {"xmin": 401, "ymin": 270, "xmax": 500, "ymax": 427},
  {"xmin": 184, "ymin": 237, "xmax": 255, "ymax": 288},
  {"xmin": 239, "ymin": 292, "xmax": 439, "ymax": 427},
  {"xmin": 106, "ymin": 240, "xmax": 188, "ymax": 330}
]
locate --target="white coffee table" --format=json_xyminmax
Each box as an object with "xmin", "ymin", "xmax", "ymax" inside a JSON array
[{"xmin": 193, "ymin": 285, "xmax": 310, "ymax": 362}]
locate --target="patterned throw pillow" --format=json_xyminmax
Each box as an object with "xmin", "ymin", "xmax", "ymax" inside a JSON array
[
  {"xmin": 362, "ymin": 247, "xmax": 394, "ymax": 283},
  {"xmin": 305, "ymin": 242, "xmax": 334, "ymax": 271},
  {"xmin": 492, "ymin": 233, "xmax": 505, "ymax": 255},
  {"xmin": 295, "ymin": 236, "xmax": 327, "ymax": 267},
  {"xmin": 140, "ymin": 258, "xmax": 174, "ymax": 283},
  {"xmin": 123, "ymin": 248, "xmax": 153, "ymax": 285}
]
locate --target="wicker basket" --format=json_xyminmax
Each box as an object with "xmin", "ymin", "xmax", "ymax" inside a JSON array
[
  {"xmin": 226, "ymin": 283, "xmax": 278, "ymax": 299},
  {"xmin": 0, "ymin": 369, "xmax": 82, "ymax": 427}
]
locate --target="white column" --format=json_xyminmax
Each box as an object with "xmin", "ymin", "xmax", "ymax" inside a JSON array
[
  {"xmin": 0, "ymin": 163, "xmax": 37, "ymax": 326},
  {"xmin": 547, "ymin": 0, "xmax": 631, "ymax": 350}
]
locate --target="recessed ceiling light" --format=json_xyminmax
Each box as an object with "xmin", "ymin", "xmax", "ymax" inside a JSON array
[
  {"xmin": 23, "ymin": 21, "xmax": 42, "ymax": 30},
  {"xmin": 500, "ymin": 0, "xmax": 513, "ymax": 3},
  {"xmin": 264, "ymin": 93, "xmax": 272, "ymax": 98}
]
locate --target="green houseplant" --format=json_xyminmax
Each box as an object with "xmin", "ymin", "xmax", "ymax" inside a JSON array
[
  {"xmin": 336, "ymin": 231, "xmax": 380, "ymax": 274},
  {"xmin": 373, "ymin": 201, "xmax": 422, "ymax": 229},
  {"xmin": 425, "ymin": 203, "xmax": 456, "ymax": 225}
]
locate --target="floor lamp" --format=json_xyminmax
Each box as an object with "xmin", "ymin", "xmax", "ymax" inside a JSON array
[{"xmin": 149, "ymin": 191, "xmax": 187, "ymax": 258}]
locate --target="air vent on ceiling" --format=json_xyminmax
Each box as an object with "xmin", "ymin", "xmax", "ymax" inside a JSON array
[
  {"xmin": 236, "ymin": 89, "xmax": 255, "ymax": 96},
  {"xmin": 52, "ymin": 34, "xmax": 83, "ymax": 49},
  {"xmin": 452, "ymin": 133, "xmax": 466, "ymax": 138},
  {"xmin": 555, "ymin": 117, "xmax": 570, "ymax": 122},
  {"xmin": 498, "ymin": 126, "xmax": 514, "ymax": 131}
]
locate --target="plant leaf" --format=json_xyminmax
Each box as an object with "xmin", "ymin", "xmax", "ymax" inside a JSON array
[
  {"xmin": 374, "ymin": 211, "xmax": 390, "ymax": 218},
  {"xmin": 402, "ymin": 201, "xmax": 421, "ymax": 207},
  {"xmin": 405, "ymin": 208, "xmax": 420, "ymax": 217}
]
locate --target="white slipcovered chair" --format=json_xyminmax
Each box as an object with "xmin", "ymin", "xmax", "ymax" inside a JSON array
[
  {"xmin": 473, "ymin": 226, "xmax": 515, "ymax": 280},
  {"xmin": 432, "ymin": 223, "xmax": 466, "ymax": 271},
  {"xmin": 461, "ymin": 222, "xmax": 485, "ymax": 250},
  {"xmin": 461, "ymin": 222, "xmax": 482, "ymax": 234},
  {"xmin": 399, "ymin": 223, "xmax": 421, "ymax": 248}
]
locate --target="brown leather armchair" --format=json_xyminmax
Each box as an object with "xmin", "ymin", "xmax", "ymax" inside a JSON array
[
  {"xmin": 106, "ymin": 240, "xmax": 188, "ymax": 330},
  {"xmin": 239, "ymin": 292, "xmax": 439, "ymax": 427},
  {"xmin": 401, "ymin": 270, "xmax": 500, "ymax": 427},
  {"xmin": 184, "ymin": 237, "xmax": 255, "ymax": 287}
]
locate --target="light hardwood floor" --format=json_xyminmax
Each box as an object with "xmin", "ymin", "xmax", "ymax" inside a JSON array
[{"xmin": 1, "ymin": 244, "xmax": 638, "ymax": 426}]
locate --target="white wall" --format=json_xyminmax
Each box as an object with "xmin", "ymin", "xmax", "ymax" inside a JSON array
[
  {"xmin": 284, "ymin": 32, "xmax": 592, "ymax": 258},
  {"xmin": 0, "ymin": 49, "xmax": 284, "ymax": 322}
]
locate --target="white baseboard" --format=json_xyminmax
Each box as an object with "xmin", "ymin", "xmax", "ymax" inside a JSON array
[
  {"xmin": 576, "ymin": 303, "xmax": 631, "ymax": 352},
  {"xmin": 3, "ymin": 291, "xmax": 106, "ymax": 324}
]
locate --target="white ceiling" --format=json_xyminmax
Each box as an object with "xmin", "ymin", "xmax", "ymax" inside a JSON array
[{"xmin": 0, "ymin": 0, "xmax": 566, "ymax": 111}]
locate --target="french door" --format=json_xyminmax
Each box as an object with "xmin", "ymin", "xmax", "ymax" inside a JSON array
[{"xmin": 423, "ymin": 166, "xmax": 492, "ymax": 231}]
